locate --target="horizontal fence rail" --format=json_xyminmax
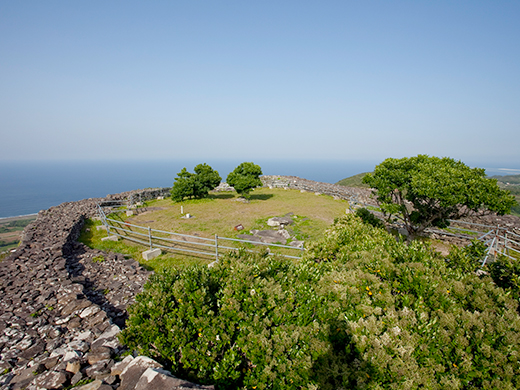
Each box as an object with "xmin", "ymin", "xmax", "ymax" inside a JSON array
[
  {"xmin": 97, "ymin": 202, "xmax": 304, "ymax": 261},
  {"xmin": 369, "ymin": 207, "xmax": 520, "ymax": 267},
  {"xmin": 423, "ymin": 218, "xmax": 520, "ymax": 266}
]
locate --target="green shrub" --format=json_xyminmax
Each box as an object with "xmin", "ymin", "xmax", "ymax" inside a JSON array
[
  {"xmin": 354, "ymin": 207, "xmax": 385, "ymax": 229},
  {"xmin": 489, "ymin": 255, "xmax": 520, "ymax": 301},
  {"xmin": 121, "ymin": 215, "xmax": 520, "ymax": 389},
  {"xmin": 446, "ymin": 239, "xmax": 487, "ymax": 273},
  {"xmin": 92, "ymin": 255, "xmax": 105, "ymax": 263}
]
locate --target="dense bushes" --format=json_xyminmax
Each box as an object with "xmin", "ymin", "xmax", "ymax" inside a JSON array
[
  {"xmin": 120, "ymin": 215, "xmax": 520, "ymax": 389},
  {"xmin": 489, "ymin": 255, "xmax": 520, "ymax": 302}
]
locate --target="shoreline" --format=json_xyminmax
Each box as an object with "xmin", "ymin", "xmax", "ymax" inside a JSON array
[{"xmin": 0, "ymin": 213, "xmax": 38, "ymax": 223}]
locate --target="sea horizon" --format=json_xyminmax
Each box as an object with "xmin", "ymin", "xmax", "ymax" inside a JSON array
[{"xmin": 0, "ymin": 158, "xmax": 518, "ymax": 219}]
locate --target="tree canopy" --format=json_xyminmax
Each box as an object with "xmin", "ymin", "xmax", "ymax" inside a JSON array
[
  {"xmin": 171, "ymin": 163, "xmax": 221, "ymax": 202},
  {"xmin": 362, "ymin": 155, "xmax": 517, "ymax": 237},
  {"xmin": 193, "ymin": 163, "xmax": 222, "ymax": 196},
  {"xmin": 226, "ymin": 162, "xmax": 263, "ymax": 197}
]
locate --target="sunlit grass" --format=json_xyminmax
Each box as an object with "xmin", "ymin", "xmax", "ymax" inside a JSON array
[{"xmin": 80, "ymin": 187, "xmax": 349, "ymax": 271}]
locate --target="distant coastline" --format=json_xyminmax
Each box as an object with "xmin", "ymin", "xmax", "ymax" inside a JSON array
[
  {"xmin": 0, "ymin": 213, "xmax": 39, "ymax": 222},
  {"xmin": 1, "ymin": 159, "xmax": 519, "ymax": 219}
]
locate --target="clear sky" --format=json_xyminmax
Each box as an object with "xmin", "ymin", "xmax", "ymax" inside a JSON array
[{"xmin": 1, "ymin": 1, "xmax": 519, "ymax": 167}]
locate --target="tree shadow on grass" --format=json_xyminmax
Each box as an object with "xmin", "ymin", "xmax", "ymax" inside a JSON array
[
  {"xmin": 208, "ymin": 193, "xmax": 235, "ymax": 200},
  {"xmin": 249, "ymin": 194, "xmax": 274, "ymax": 201}
]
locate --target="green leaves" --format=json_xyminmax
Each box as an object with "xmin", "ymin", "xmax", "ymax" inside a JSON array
[
  {"xmin": 363, "ymin": 155, "xmax": 517, "ymax": 237},
  {"xmin": 121, "ymin": 215, "xmax": 520, "ymax": 389},
  {"xmin": 226, "ymin": 162, "xmax": 263, "ymax": 197},
  {"xmin": 171, "ymin": 163, "xmax": 222, "ymax": 202}
]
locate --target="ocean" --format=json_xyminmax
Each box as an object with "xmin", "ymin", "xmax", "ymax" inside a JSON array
[
  {"xmin": 1, "ymin": 159, "xmax": 518, "ymax": 219},
  {"xmin": 0, "ymin": 159, "xmax": 379, "ymax": 218}
]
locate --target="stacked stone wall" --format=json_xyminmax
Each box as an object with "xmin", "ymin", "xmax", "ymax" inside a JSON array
[
  {"xmin": 127, "ymin": 188, "xmax": 171, "ymax": 205},
  {"xmin": 261, "ymin": 175, "xmax": 376, "ymax": 206},
  {"xmin": 0, "ymin": 191, "xmax": 210, "ymax": 390}
]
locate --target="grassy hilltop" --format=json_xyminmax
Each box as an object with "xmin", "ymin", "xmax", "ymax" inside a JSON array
[
  {"xmin": 335, "ymin": 172, "xmax": 370, "ymax": 188},
  {"xmin": 81, "ymin": 187, "xmax": 349, "ymax": 271}
]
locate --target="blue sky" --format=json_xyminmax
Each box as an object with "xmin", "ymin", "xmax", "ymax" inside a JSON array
[{"xmin": 1, "ymin": 1, "xmax": 519, "ymax": 168}]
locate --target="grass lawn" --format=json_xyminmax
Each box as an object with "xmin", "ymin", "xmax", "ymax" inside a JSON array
[{"xmin": 80, "ymin": 187, "xmax": 350, "ymax": 271}]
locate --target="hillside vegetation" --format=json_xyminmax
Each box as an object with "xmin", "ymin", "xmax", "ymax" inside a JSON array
[
  {"xmin": 121, "ymin": 214, "xmax": 520, "ymax": 389},
  {"xmin": 492, "ymin": 174, "xmax": 520, "ymax": 216},
  {"xmin": 491, "ymin": 174, "xmax": 520, "ymax": 185},
  {"xmin": 336, "ymin": 172, "xmax": 370, "ymax": 188}
]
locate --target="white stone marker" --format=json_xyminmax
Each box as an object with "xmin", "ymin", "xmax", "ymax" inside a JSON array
[{"xmin": 142, "ymin": 248, "xmax": 161, "ymax": 260}]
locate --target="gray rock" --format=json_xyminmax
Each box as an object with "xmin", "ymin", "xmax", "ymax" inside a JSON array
[
  {"xmin": 134, "ymin": 367, "xmax": 215, "ymax": 390},
  {"xmin": 34, "ymin": 370, "xmax": 68, "ymax": 389},
  {"xmin": 110, "ymin": 355, "xmax": 134, "ymax": 376},
  {"xmin": 9, "ymin": 367, "xmax": 35, "ymax": 387},
  {"xmin": 67, "ymin": 339, "xmax": 90, "ymax": 353},
  {"xmin": 90, "ymin": 324, "xmax": 121, "ymax": 350},
  {"xmin": 70, "ymin": 370, "xmax": 84, "ymax": 386},
  {"xmin": 85, "ymin": 359, "xmax": 113, "ymax": 377},
  {"xmin": 86, "ymin": 347, "xmax": 112, "ymax": 365},
  {"xmin": 277, "ymin": 229, "xmax": 291, "ymax": 239},
  {"xmin": 119, "ymin": 356, "xmax": 163, "ymax": 390},
  {"xmin": 254, "ymin": 230, "xmax": 287, "ymax": 245},
  {"xmin": 267, "ymin": 217, "xmax": 294, "ymax": 227},
  {"xmin": 0, "ymin": 372, "xmax": 14, "ymax": 387},
  {"xmin": 289, "ymin": 240, "xmax": 305, "ymax": 248}
]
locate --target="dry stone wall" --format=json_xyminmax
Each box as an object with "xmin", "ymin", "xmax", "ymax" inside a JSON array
[
  {"xmin": 0, "ymin": 192, "xmax": 211, "ymax": 390},
  {"xmin": 261, "ymin": 175, "xmax": 375, "ymax": 206},
  {"xmin": 127, "ymin": 188, "xmax": 171, "ymax": 205}
]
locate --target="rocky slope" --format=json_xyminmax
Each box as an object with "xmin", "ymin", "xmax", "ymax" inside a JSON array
[{"xmin": 0, "ymin": 194, "xmax": 211, "ymax": 390}]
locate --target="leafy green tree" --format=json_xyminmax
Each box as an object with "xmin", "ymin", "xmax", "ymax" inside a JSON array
[
  {"xmin": 193, "ymin": 163, "xmax": 221, "ymax": 198},
  {"xmin": 226, "ymin": 162, "xmax": 263, "ymax": 197},
  {"xmin": 171, "ymin": 164, "xmax": 221, "ymax": 202},
  {"xmin": 363, "ymin": 155, "xmax": 516, "ymax": 238},
  {"xmin": 171, "ymin": 168, "xmax": 196, "ymax": 201}
]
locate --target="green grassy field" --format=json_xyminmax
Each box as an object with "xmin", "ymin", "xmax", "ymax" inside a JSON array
[{"xmin": 80, "ymin": 187, "xmax": 350, "ymax": 271}]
